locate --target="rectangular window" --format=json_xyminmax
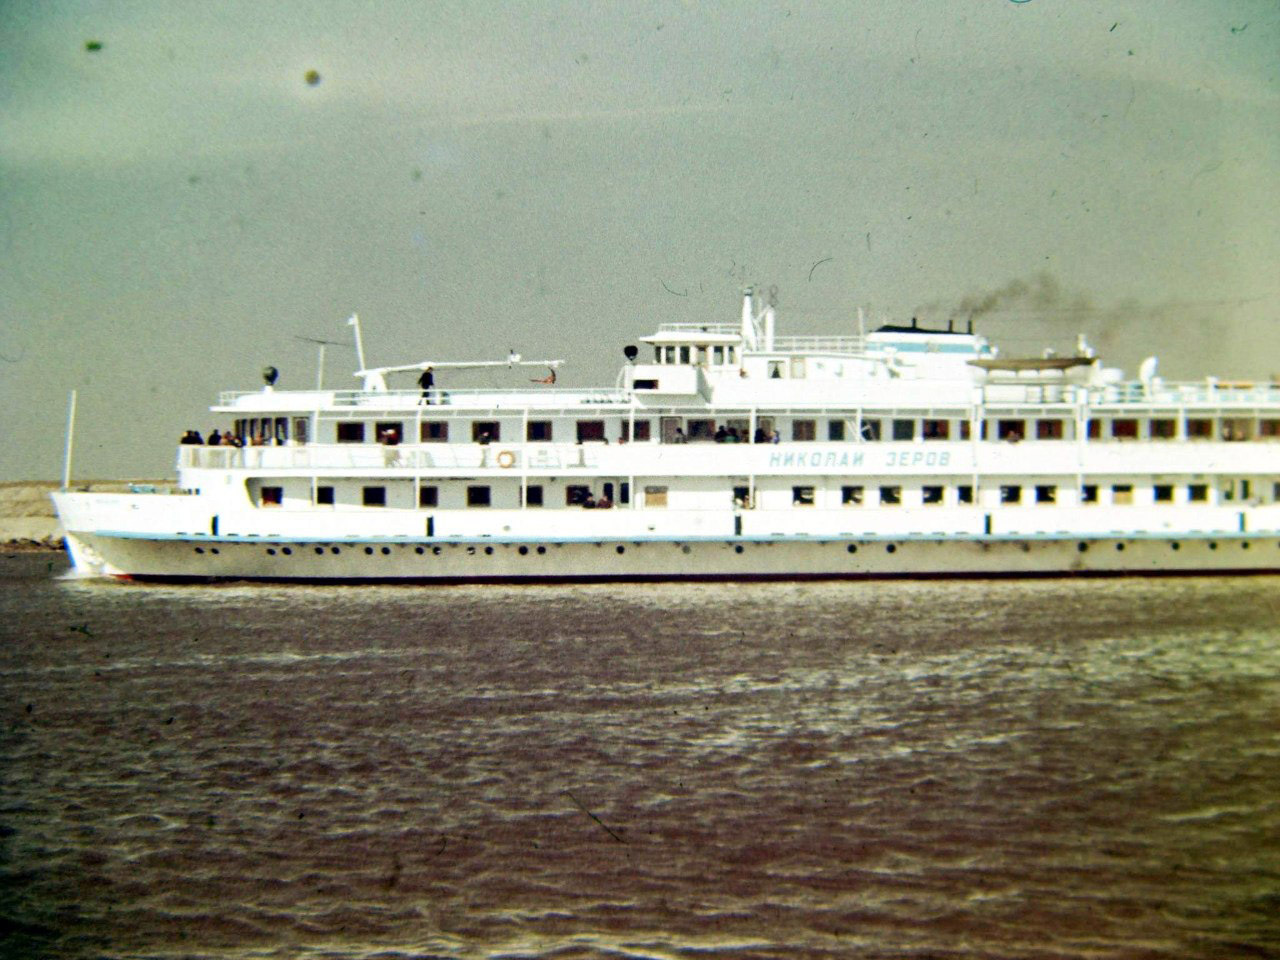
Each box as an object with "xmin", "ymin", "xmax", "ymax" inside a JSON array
[
  {"xmin": 292, "ymin": 417, "xmax": 309, "ymax": 444},
  {"xmin": 633, "ymin": 378, "xmax": 659, "ymax": 390},
  {"xmin": 576, "ymin": 420, "xmax": 606, "ymax": 443},
  {"xmin": 1150, "ymin": 419, "xmax": 1176, "ymax": 440},
  {"xmin": 527, "ymin": 420, "xmax": 553, "ymax": 442},
  {"xmin": 315, "ymin": 485, "xmax": 334, "ymax": 506},
  {"xmin": 1112, "ymin": 484, "xmax": 1134, "ymax": 505},
  {"xmin": 679, "ymin": 346, "xmax": 691, "ymax": 364},
  {"xmin": 827, "ymin": 420, "xmax": 846, "ymax": 441},
  {"xmin": 792, "ymin": 486, "xmax": 815, "ymax": 506},
  {"xmin": 472, "ymin": 421, "xmax": 500, "ymax": 444},
  {"xmin": 337, "ymin": 422, "xmax": 366, "ymax": 443},
  {"xmin": 922, "ymin": 485, "xmax": 944, "ymax": 505},
  {"xmin": 859, "ymin": 419, "xmax": 881, "ymax": 441},
  {"xmin": 733, "ymin": 485, "xmax": 751, "ymax": 508},
  {"xmin": 960, "ymin": 421, "xmax": 971, "ymax": 441},
  {"xmin": 1035, "ymin": 485, "xmax": 1056, "ymax": 504},
  {"xmin": 1111, "ymin": 419, "xmax": 1139, "ymax": 440},
  {"xmin": 1185, "ymin": 418, "xmax": 1213, "ymax": 440},
  {"xmin": 1260, "ymin": 419, "xmax": 1280, "ymax": 439},
  {"xmin": 922, "ymin": 419, "xmax": 949, "ymax": 440},
  {"xmin": 1082, "ymin": 484, "xmax": 1098, "ymax": 504},
  {"xmin": 712, "ymin": 346, "xmax": 724, "ymax": 365},
  {"xmin": 841, "ymin": 485, "xmax": 864, "ymax": 506},
  {"xmin": 363, "ymin": 486, "xmax": 386, "ymax": 507},
  {"xmin": 1000, "ymin": 485, "xmax": 1022, "ymax": 504},
  {"xmin": 375, "ymin": 421, "xmax": 403, "ymax": 444},
  {"xmin": 523, "ymin": 485, "xmax": 544, "ymax": 507},
  {"xmin": 1153, "ymin": 484, "xmax": 1174, "ymax": 502},
  {"xmin": 566, "ymin": 485, "xmax": 591, "ymax": 506},
  {"xmin": 1222, "ymin": 418, "xmax": 1253, "ymax": 441},
  {"xmin": 622, "ymin": 420, "xmax": 652, "ymax": 442},
  {"xmin": 418, "ymin": 485, "xmax": 438, "ymax": 508},
  {"xmin": 957, "ymin": 485, "xmax": 973, "ymax": 504},
  {"xmin": 1036, "ymin": 419, "xmax": 1064, "ymax": 440},
  {"xmin": 1086, "ymin": 419, "xmax": 1101, "ymax": 440},
  {"xmin": 420, "ymin": 421, "xmax": 448, "ymax": 443},
  {"xmin": 644, "ymin": 485, "xmax": 668, "ymax": 508},
  {"xmin": 260, "ymin": 486, "xmax": 283, "ymax": 507},
  {"xmin": 686, "ymin": 419, "xmax": 715, "ymax": 442},
  {"xmin": 879, "ymin": 486, "xmax": 901, "ymax": 506},
  {"xmin": 792, "ymin": 419, "xmax": 817, "ymax": 442},
  {"xmin": 997, "ymin": 420, "xmax": 1025, "ymax": 442},
  {"xmin": 892, "ymin": 419, "xmax": 914, "ymax": 441},
  {"xmin": 466, "ymin": 485, "xmax": 491, "ymax": 507}
]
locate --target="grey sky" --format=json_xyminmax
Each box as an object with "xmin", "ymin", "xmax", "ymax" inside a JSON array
[{"xmin": 2, "ymin": 0, "xmax": 1277, "ymax": 481}]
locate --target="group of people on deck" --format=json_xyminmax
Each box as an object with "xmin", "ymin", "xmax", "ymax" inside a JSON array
[{"xmin": 178, "ymin": 429, "xmax": 275, "ymax": 447}]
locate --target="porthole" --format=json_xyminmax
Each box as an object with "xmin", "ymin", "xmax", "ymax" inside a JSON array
[
  {"xmin": 484, "ymin": 546, "xmax": 494, "ymax": 556},
  {"xmin": 331, "ymin": 547, "xmax": 340, "ymax": 555},
  {"xmin": 314, "ymin": 547, "xmax": 324, "ymax": 555},
  {"xmin": 1171, "ymin": 542, "xmax": 1180, "ymax": 551},
  {"xmin": 1209, "ymin": 542, "xmax": 1218, "ymax": 550},
  {"xmin": 466, "ymin": 547, "xmax": 476, "ymax": 555},
  {"xmin": 364, "ymin": 547, "xmax": 374, "ymax": 555},
  {"xmin": 282, "ymin": 547, "xmax": 292, "ymax": 556},
  {"xmin": 1116, "ymin": 543, "xmax": 1125, "ymax": 552},
  {"xmin": 210, "ymin": 548, "xmax": 220, "ymax": 555},
  {"xmin": 267, "ymin": 548, "xmax": 276, "ymax": 556},
  {"xmin": 734, "ymin": 545, "xmax": 744, "ymax": 554},
  {"xmin": 516, "ymin": 545, "xmax": 527, "ymax": 556},
  {"xmin": 846, "ymin": 544, "xmax": 857, "ymax": 554},
  {"xmin": 194, "ymin": 547, "xmax": 205, "ymax": 554},
  {"xmin": 415, "ymin": 546, "xmax": 424, "ymax": 555},
  {"xmin": 616, "ymin": 545, "xmax": 625, "ymax": 554},
  {"xmin": 886, "ymin": 544, "xmax": 896, "ymax": 554},
  {"xmin": 681, "ymin": 545, "xmax": 692, "ymax": 555},
  {"xmin": 381, "ymin": 547, "xmax": 391, "ymax": 556},
  {"xmin": 1077, "ymin": 542, "xmax": 1088, "ymax": 553},
  {"xmin": 1242, "ymin": 542, "xmax": 1250, "ymax": 550},
  {"xmin": 536, "ymin": 546, "xmax": 546, "ymax": 555}
]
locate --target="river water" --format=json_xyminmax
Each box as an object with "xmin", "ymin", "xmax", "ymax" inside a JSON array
[{"xmin": 2, "ymin": 553, "xmax": 1278, "ymax": 959}]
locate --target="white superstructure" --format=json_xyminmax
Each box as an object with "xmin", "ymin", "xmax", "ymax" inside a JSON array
[{"xmin": 54, "ymin": 289, "xmax": 1280, "ymax": 581}]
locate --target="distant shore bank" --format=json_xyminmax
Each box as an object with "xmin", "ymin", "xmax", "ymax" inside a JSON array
[{"xmin": 0, "ymin": 481, "xmax": 164, "ymax": 550}]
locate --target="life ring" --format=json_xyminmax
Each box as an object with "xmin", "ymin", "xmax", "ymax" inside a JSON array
[{"xmin": 496, "ymin": 450, "xmax": 516, "ymax": 468}]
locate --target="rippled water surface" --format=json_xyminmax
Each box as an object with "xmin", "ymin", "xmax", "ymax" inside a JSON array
[{"xmin": 2, "ymin": 553, "xmax": 1278, "ymax": 959}]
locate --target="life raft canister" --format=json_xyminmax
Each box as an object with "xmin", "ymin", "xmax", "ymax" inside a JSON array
[{"xmin": 496, "ymin": 450, "xmax": 516, "ymax": 468}]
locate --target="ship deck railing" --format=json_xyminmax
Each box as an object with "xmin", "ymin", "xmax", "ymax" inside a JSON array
[
  {"xmin": 217, "ymin": 387, "xmax": 630, "ymax": 408},
  {"xmin": 1093, "ymin": 380, "xmax": 1280, "ymax": 405}
]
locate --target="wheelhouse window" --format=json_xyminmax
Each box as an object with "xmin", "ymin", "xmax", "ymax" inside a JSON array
[
  {"xmin": 1036, "ymin": 419, "xmax": 1064, "ymax": 440},
  {"xmin": 1185, "ymin": 418, "xmax": 1213, "ymax": 441},
  {"xmin": 997, "ymin": 420, "xmax": 1025, "ymax": 442},
  {"xmin": 576, "ymin": 420, "xmax": 606, "ymax": 443},
  {"xmin": 337, "ymin": 422, "xmax": 365, "ymax": 443},
  {"xmin": 792, "ymin": 486, "xmax": 815, "ymax": 506},
  {"xmin": 472, "ymin": 422, "xmax": 500, "ymax": 443},
  {"xmin": 421, "ymin": 421, "xmax": 448, "ymax": 443},
  {"xmin": 418, "ymin": 485, "xmax": 438, "ymax": 508},
  {"xmin": 362, "ymin": 486, "xmax": 386, "ymax": 507},
  {"xmin": 879, "ymin": 486, "xmax": 901, "ymax": 506},
  {"xmin": 792, "ymin": 419, "xmax": 817, "ymax": 442},
  {"xmin": 527, "ymin": 421, "xmax": 553, "ymax": 442},
  {"xmin": 260, "ymin": 486, "xmax": 283, "ymax": 507},
  {"xmin": 1111, "ymin": 419, "xmax": 1139, "ymax": 440},
  {"xmin": 466, "ymin": 485, "xmax": 491, "ymax": 507}
]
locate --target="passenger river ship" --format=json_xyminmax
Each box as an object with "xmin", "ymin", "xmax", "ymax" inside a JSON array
[{"xmin": 54, "ymin": 288, "xmax": 1280, "ymax": 581}]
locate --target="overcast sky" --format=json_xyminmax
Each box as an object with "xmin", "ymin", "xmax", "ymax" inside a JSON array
[{"xmin": 2, "ymin": 0, "xmax": 1277, "ymax": 482}]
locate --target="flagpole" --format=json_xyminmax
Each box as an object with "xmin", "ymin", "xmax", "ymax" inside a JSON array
[{"xmin": 62, "ymin": 390, "xmax": 77, "ymax": 490}]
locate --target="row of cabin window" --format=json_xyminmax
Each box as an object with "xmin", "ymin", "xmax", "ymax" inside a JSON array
[
  {"xmin": 331, "ymin": 416, "xmax": 1280, "ymax": 445},
  {"xmin": 653, "ymin": 345, "xmax": 738, "ymax": 365},
  {"xmin": 261, "ymin": 479, "xmax": 1273, "ymax": 510}
]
